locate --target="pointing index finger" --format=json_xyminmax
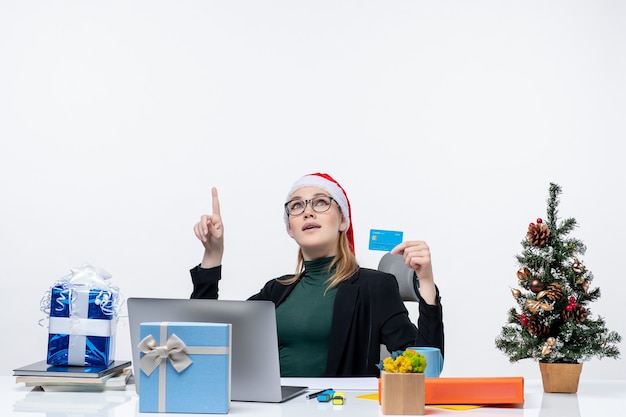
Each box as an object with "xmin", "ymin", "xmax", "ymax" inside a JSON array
[{"xmin": 211, "ymin": 187, "xmax": 221, "ymax": 216}]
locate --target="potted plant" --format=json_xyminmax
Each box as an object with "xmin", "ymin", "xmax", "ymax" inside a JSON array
[
  {"xmin": 495, "ymin": 183, "xmax": 621, "ymax": 393},
  {"xmin": 377, "ymin": 349, "xmax": 427, "ymax": 415}
]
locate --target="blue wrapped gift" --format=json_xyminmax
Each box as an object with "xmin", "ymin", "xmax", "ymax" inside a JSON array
[
  {"xmin": 139, "ymin": 322, "xmax": 231, "ymax": 414},
  {"xmin": 44, "ymin": 264, "xmax": 120, "ymax": 367}
]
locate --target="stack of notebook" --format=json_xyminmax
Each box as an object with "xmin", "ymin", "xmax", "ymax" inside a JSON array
[{"xmin": 13, "ymin": 359, "xmax": 132, "ymax": 392}]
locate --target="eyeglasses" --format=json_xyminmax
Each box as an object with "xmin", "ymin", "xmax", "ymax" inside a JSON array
[{"xmin": 284, "ymin": 195, "xmax": 336, "ymax": 216}]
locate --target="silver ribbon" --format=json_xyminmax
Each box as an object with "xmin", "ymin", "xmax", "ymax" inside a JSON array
[{"xmin": 138, "ymin": 333, "xmax": 192, "ymax": 376}]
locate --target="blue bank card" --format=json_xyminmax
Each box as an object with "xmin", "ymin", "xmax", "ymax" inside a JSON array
[{"xmin": 369, "ymin": 229, "xmax": 403, "ymax": 251}]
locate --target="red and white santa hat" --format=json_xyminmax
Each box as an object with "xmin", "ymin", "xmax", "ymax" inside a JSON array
[{"xmin": 284, "ymin": 172, "xmax": 355, "ymax": 254}]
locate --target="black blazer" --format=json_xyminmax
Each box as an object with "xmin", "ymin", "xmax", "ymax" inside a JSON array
[{"xmin": 190, "ymin": 265, "xmax": 444, "ymax": 376}]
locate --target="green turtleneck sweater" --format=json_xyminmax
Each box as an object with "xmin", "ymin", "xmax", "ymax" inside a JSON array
[{"xmin": 275, "ymin": 257, "xmax": 338, "ymax": 377}]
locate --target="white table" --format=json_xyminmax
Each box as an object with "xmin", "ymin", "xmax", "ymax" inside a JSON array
[{"xmin": 2, "ymin": 376, "xmax": 625, "ymax": 416}]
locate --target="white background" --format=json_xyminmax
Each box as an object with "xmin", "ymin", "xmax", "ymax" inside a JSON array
[{"xmin": 1, "ymin": 0, "xmax": 624, "ymax": 380}]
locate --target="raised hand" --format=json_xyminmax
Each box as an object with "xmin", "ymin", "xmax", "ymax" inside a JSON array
[{"xmin": 193, "ymin": 187, "xmax": 224, "ymax": 268}]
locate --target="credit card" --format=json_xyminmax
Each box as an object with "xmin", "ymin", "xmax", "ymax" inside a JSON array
[{"xmin": 369, "ymin": 229, "xmax": 403, "ymax": 251}]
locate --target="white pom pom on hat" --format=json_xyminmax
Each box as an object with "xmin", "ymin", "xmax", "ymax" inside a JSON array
[{"xmin": 284, "ymin": 172, "xmax": 354, "ymax": 254}]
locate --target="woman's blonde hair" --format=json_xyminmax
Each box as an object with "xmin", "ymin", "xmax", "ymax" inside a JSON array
[{"xmin": 280, "ymin": 231, "xmax": 359, "ymax": 288}]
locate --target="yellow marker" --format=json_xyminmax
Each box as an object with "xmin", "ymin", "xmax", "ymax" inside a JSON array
[{"xmin": 332, "ymin": 391, "xmax": 345, "ymax": 405}]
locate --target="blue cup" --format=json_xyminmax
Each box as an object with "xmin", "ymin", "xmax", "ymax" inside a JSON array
[{"xmin": 408, "ymin": 347, "xmax": 443, "ymax": 378}]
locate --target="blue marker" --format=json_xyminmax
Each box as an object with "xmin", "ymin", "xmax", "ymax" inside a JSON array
[{"xmin": 317, "ymin": 389, "xmax": 336, "ymax": 402}]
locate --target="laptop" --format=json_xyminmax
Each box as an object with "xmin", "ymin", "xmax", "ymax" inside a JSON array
[{"xmin": 127, "ymin": 297, "xmax": 308, "ymax": 403}]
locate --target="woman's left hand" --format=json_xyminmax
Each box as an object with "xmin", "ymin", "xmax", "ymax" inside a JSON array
[{"xmin": 391, "ymin": 240, "xmax": 437, "ymax": 305}]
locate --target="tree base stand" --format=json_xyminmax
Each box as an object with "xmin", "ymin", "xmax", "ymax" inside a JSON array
[{"xmin": 539, "ymin": 362, "xmax": 583, "ymax": 393}]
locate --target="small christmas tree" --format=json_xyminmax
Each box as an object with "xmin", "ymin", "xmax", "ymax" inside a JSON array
[{"xmin": 495, "ymin": 183, "xmax": 621, "ymax": 364}]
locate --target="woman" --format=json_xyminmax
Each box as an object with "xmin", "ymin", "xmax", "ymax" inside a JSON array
[{"xmin": 190, "ymin": 173, "xmax": 444, "ymax": 377}]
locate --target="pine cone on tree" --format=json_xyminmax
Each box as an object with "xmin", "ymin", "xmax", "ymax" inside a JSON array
[
  {"xmin": 527, "ymin": 223, "xmax": 550, "ymax": 247},
  {"xmin": 537, "ymin": 282, "xmax": 565, "ymax": 302},
  {"xmin": 562, "ymin": 305, "xmax": 589, "ymax": 323},
  {"xmin": 526, "ymin": 315, "xmax": 550, "ymax": 337}
]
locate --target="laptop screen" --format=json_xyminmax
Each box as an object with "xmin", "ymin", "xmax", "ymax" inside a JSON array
[{"xmin": 127, "ymin": 297, "xmax": 307, "ymax": 402}]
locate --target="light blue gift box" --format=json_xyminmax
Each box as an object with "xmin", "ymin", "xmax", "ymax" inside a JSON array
[{"xmin": 138, "ymin": 322, "xmax": 231, "ymax": 414}]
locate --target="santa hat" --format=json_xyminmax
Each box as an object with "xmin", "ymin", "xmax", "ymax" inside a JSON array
[{"xmin": 284, "ymin": 173, "xmax": 355, "ymax": 254}]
